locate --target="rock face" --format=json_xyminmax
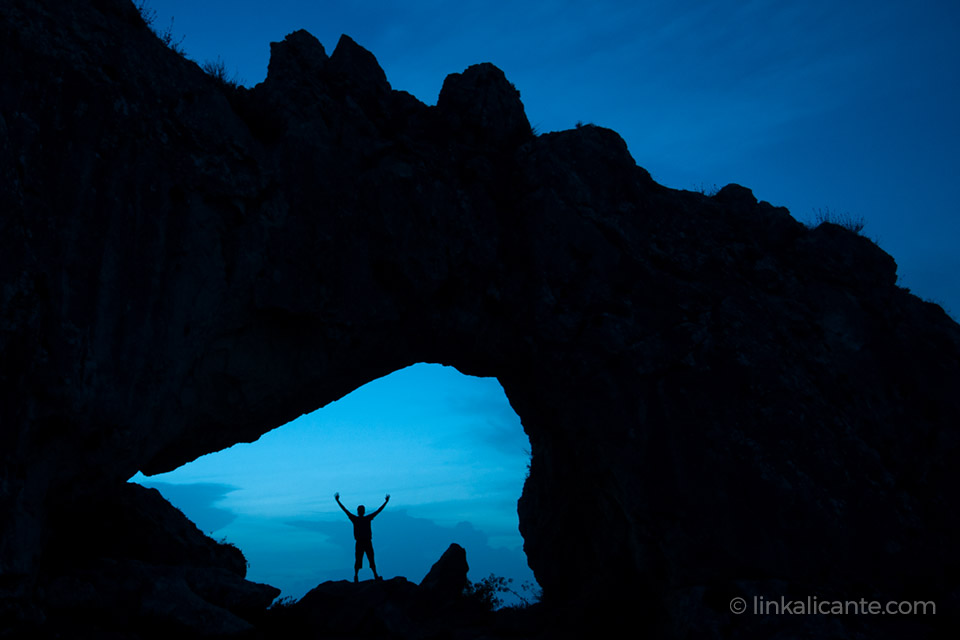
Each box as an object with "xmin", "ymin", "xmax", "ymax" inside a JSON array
[
  {"xmin": 2, "ymin": 0, "xmax": 960, "ymax": 637},
  {"xmin": 36, "ymin": 482, "xmax": 280, "ymax": 636},
  {"xmin": 419, "ymin": 543, "xmax": 469, "ymax": 602}
]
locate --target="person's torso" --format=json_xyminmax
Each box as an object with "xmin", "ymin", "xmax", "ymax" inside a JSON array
[{"xmin": 353, "ymin": 515, "xmax": 373, "ymax": 541}]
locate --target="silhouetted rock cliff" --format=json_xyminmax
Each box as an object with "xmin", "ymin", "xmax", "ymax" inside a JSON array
[{"xmin": 2, "ymin": 0, "xmax": 959, "ymax": 638}]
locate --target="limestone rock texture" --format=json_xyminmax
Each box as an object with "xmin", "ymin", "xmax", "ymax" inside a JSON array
[{"xmin": 2, "ymin": 0, "xmax": 960, "ymax": 637}]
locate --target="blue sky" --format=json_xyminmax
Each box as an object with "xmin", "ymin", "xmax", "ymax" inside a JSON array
[{"xmin": 133, "ymin": 0, "xmax": 958, "ymax": 601}]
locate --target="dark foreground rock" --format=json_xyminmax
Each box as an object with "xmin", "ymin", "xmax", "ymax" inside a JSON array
[
  {"xmin": 264, "ymin": 545, "xmax": 544, "ymax": 639},
  {"xmin": 29, "ymin": 483, "xmax": 280, "ymax": 637},
  {"xmin": 2, "ymin": 0, "xmax": 960, "ymax": 638},
  {"xmin": 266, "ymin": 578, "xmax": 476, "ymax": 639},
  {"xmin": 419, "ymin": 542, "xmax": 469, "ymax": 603}
]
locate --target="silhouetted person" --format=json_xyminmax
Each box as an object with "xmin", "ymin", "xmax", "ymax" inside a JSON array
[{"xmin": 335, "ymin": 492, "xmax": 389, "ymax": 582}]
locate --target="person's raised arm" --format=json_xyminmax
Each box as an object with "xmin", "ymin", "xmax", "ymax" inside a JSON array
[
  {"xmin": 370, "ymin": 494, "xmax": 390, "ymax": 518},
  {"xmin": 334, "ymin": 492, "xmax": 352, "ymax": 517}
]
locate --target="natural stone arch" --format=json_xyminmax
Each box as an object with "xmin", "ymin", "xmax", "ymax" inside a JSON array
[
  {"xmin": 2, "ymin": 1, "xmax": 959, "ymax": 636},
  {"xmin": 136, "ymin": 361, "xmax": 536, "ymax": 598}
]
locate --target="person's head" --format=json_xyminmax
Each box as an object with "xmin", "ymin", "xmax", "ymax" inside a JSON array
[{"xmin": 357, "ymin": 505, "xmax": 365, "ymax": 516}]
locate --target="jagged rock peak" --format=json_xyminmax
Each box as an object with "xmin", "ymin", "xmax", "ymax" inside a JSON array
[
  {"xmin": 438, "ymin": 62, "xmax": 531, "ymax": 148},
  {"xmin": 266, "ymin": 29, "xmax": 329, "ymax": 85},
  {"xmin": 330, "ymin": 34, "xmax": 390, "ymax": 93},
  {"xmin": 419, "ymin": 543, "xmax": 469, "ymax": 598}
]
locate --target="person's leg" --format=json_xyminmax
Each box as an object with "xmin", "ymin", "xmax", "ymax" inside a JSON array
[
  {"xmin": 367, "ymin": 544, "xmax": 380, "ymax": 580},
  {"xmin": 354, "ymin": 541, "xmax": 363, "ymax": 582}
]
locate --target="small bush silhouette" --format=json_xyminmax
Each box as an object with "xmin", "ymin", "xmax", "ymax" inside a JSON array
[
  {"xmin": 135, "ymin": 1, "xmax": 186, "ymax": 56},
  {"xmin": 268, "ymin": 596, "xmax": 297, "ymax": 610},
  {"xmin": 693, "ymin": 182, "xmax": 721, "ymax": 196},
  {"xmin": 216, "ymin": 535, "xmax": 250, "ymax": 569},
  {"xmin": 812, "ymin": 207, "xmax": 866, "ymax": 234},
  {"xmin": 202, "ymin": 56, "xmax": 243, "ymax": 89},
  {"xmin": 134, "ymin": 1, "xmax": 157, "ymax": 27},
  {"xmin": 513, "ymin": 580, "xmax": 542, "ymax": 608},
  {"xmin": 464, "ymin": 574, "xmax": 541, "ymax": 610},
  {"xmin": 465, "ymin": 574, "xmax": 510, "ymax": 610}
]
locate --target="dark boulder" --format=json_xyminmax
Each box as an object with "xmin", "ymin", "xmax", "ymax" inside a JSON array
[
  {"xmin": 35, "ymin": 483, "xmax": 279, "ymax": 637},
  {"xmin": 437, "ymin": 62, "xmax": 532, "ymax": 149},
  {"xmin": 274, "ymin": 578, "xmax": 421, "ymax": 637},
  {"xmin": 419, "ymin": 542, "xmax": 469, "ymax": 603}
]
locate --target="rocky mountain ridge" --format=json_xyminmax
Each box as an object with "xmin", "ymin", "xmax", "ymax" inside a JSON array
[{"xmin": 2, "ymin": 0, "xmax": 959, "ymax": 637}]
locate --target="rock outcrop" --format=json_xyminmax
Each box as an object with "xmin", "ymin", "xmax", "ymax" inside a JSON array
[
  {"xmin": 267, "ymin": 544, "xmax": 542, "ymax": 639},
  {"xmin": 35, "ymin": 483, "xmax": 279, "ymax": 636},
  {"xmin": 419, "ymin": 543, "xmax": 469, "ymax": 603},
  {"xmin": 2, "ymin": 0, "xmax": 959, "ymax": 637}
]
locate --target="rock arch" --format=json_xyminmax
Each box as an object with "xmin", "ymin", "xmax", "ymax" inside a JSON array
[
  {"xmin": 136, "ymin": 362, "xmax": 536, "ymax": 597},
  {"xmin": 2, "ymin": 1, "xmax": 959, "ymax": 636}
]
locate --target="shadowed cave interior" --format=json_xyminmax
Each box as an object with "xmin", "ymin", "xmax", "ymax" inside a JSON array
[{"xmin": 131, "ymin": 363, "xmax": 540, "ymax": 605}]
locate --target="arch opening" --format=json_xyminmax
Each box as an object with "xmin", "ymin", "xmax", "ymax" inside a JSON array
[{"xmin": 131, "ymin": 363, "xmax": 539, "ymax": 605}]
